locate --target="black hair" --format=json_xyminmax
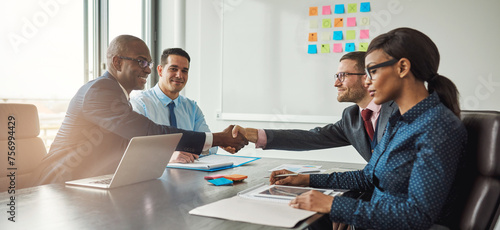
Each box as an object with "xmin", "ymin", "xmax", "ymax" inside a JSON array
[
  {"xmin": 160, "ymin": 48, "xmax": 191, "ymax": 66},
  {"xmin": 366, "ymin": 27, "xmax": 461, "ymax": 116}
]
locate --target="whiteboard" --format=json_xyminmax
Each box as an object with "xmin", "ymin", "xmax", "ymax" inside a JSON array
[{"xmin": 219, "ymin": 0, "xmax": 500, "ymax": 122}]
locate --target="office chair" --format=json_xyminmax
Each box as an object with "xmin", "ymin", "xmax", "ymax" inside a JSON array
[
  {"xmin": 0, "ymin": 103, "xmax": 46, "ymax": 192},
  {"xmin": 457, "ymin": 110, "xmax": 500, "ymax": 230}
]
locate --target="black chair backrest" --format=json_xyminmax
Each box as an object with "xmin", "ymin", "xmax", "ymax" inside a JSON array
[{"xmin": 459, "ymin": 110, "xmax": 500, "ymax": 230}]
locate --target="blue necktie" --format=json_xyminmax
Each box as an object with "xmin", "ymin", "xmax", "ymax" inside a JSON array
[{"xmin": 168, "ymin": 101, "xmax": 177, "ymax": 128}]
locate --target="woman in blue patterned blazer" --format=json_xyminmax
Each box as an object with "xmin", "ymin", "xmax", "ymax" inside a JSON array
[{"xmin": 271, "ymin": 27, "xmax": 467, "ymax": 230}]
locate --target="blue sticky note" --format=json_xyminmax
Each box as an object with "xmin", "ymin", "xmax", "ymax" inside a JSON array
[
  {"xmin": 308, "ymin": 44, "xmax": 317, "ymax": 54},
  {"xmin": 334, "ymin": 4, "xmax": 344, "ymax": 14},
  {"xmin": 208, "ymin": 178, "xmax": 233, "ymax": 186},
  {"xmin": 345, "ymin": 43, "xmax": 355, "ymax": 52},
  {"xmin": 360, "ymin": 2, "xmax": 371, "ymax": 12},
  {"xmin": 333, "ymin": 31, "xmax": 343, "ymax": 40}
]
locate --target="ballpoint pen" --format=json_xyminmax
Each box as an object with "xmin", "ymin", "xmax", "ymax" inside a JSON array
[{"xmin": 263, "ymin": 173, "xmax": 300, "ymax": 178}]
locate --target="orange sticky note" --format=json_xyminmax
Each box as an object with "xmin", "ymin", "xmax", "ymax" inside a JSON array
[
  {"xmin": 309, "ymin": 7, "xmax": 318, "ymax": 16},
  {"xmin": 308, "ymin": 33, "xmax": 317, "ymax": 42},
  {"xmin": 334, "ymin": 18, "xmax": 343, "ymax": 27}
]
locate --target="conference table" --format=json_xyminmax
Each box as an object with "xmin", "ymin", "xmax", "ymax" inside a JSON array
[{"xmin": 0, "ymin": 156, "xmax": 365, "ymax": 229}]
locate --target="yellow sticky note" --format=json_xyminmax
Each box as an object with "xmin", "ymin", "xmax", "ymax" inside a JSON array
[
  {"xmin": 346, "ymin": 30, "xmax": 356, "ymax": 40},
  {"xmin": 308, "ymin": 33, "xmax": 318, "ymax": 42},
  {"xmin": 321, "ymin": 32, "xmax": 330, "ymax": 41},
  {"xmin": 359, "ymin": 42, "xmax": 369, "ymax": 51},
  {"xmin": 322, "ymin": 19, "xmax": 332, "ymax": 28},
  {"xmin": 309, "ymin": 7, "xmax": 318, "ymax": 16},
  {"xmin": 309, "ymin": 20, "xmax": 318, "ymax": 29},
  {"xmin": 360, "ymin": 17, "xmax": 370, "ymax": 26},
  {"xmin": 321, "ymin": 44, "xmax": 330, "ymax": 53},
  {"xmin": 334, "ymin": 18, "xmax": 343, "ymax": 27}
]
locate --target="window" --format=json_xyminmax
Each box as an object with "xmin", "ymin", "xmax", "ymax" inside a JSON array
[
  {"xmin": 1, "ymin": 1, "xmax": 85, "ymax": 149},
  {"xmin": 0, "ymin": 0, "xmax": 156, "ymax": 150}
]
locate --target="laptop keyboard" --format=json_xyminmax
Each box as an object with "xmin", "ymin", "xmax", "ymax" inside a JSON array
[{"xmin": 90, "ymin": 178, "xmax": 112, "ymax": 184}]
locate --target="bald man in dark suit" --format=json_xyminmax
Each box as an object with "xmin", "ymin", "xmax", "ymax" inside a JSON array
[{"xmin": 31, "ymin": 35, "xmax": 247, "ymax": 185}]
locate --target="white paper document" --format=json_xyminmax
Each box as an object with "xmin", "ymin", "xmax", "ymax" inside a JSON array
[
  {"xmin": 189, "ymin": 196, "xmax": 314, "ymax": 228},
  {"xmin": 189, "ymin": 183, "xmax": 343, "ymax": 228}
]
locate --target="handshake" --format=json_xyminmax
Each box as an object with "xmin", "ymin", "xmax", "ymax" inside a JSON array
[{"xmin": 212, "ymin": 125, "xmax": 259, "ymax": 153}]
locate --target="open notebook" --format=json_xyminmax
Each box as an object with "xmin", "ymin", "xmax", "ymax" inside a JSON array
[
  {"xmin": 65, "ymin": 133, "xmax": 182, "ymax": 189},
  {"xmin": 167, "ymin": 154, "xmax": 260, "ymax": 172}
]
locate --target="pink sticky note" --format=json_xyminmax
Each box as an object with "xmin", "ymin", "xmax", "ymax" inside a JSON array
[
  {"xmin": 360, "ymin": 29, "xmax": 369, "ymax": 39},
  {"xmin": 333, "ymin": 43, "xmax": 343, "ymax": 53},
  {"xmin": 347, "ymin": 17, "xmax": 356, "ymax": 27},
  {"xmin": 322, "ymin": 5, "xmax": 331, "ymax": 15}
]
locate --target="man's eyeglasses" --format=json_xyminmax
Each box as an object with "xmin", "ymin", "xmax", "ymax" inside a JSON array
[
  {"xmin": 365, "ymin": 59, "xmax": 399, "ymax": 80},
  {"xmin": 334, "ymin": 72, "xmax": 366, "ymax": 82},
  {"xmin": 119, "ymin": 56, "xmax": 154, "ymax": 69}
]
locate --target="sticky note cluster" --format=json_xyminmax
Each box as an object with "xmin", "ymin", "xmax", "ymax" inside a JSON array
[{"xmin": 307, "ymin": 2, "xmax": 371, "ymax": 54}]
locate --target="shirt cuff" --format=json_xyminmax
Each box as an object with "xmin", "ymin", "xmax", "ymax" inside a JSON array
[
  {"xmin": 255, "ymin": 129, "xmax": 267, "ymax": 148},
  {"xmin": 203, "ymin": 132, "xmax": 213, "ymax": 151}
]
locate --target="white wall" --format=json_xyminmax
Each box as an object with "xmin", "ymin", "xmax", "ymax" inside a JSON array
[{"xmin": 159, "ymin": 0, "xmax": 500, "ymax": 164}]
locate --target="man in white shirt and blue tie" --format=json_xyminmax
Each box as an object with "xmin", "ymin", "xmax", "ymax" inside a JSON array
[{"xmin": 131, "ymin": 48, "xmax": 217, "ymax": 163}]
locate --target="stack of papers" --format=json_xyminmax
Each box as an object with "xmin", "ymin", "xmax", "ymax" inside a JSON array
[{"xmin": 167, "ymin": 154, "xmax": 260, "ymax": 172}]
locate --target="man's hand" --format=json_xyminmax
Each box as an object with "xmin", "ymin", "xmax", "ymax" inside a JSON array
[
  {"xmin": 231, "ymin": 125, "xmax": 258, "ymax": 143},
  {"xmin": 269, "ymin": 169, "xmax": 310, "ymax": 187},
  {"xmin": 213, "ymin": 125, "xmax": 248, "ymax": 153},
  {"xmin": 289, "ymin": 190, "xmax": 333, "ymax": 214},
  {"xmin": 169, "ymin": 151, "xmax": 199, "ymax": 163}
]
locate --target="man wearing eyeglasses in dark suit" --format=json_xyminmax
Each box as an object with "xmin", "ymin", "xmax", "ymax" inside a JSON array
[
  {"xmin": 31, "ymin": 35, "xmax": 247, "ymax": 186},
  {"xmin": 230, "ymin": 51, "xmax": 397, "ymax": 229},
  {"xmin": 231, "ymin": 51, "xmax": 398, "ymax": 163}
]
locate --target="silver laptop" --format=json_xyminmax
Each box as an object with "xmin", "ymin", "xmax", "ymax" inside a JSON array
[{"xmin": 65, "ymin": 133, "xmax": 182, "ymax": 189}]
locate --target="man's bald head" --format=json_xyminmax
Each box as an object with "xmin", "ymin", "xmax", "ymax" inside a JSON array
[{"xmin": 107, "ymin": 35, "xmax": 146, "ymax": 69}]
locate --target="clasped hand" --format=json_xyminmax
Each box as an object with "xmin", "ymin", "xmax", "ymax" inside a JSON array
[{"xmin": 213, "ymin": 125, "xmax": 249, "ymax": 153}]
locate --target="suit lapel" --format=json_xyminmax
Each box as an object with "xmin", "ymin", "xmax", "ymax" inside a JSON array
[{"xmin": 376, "ymin": 101, "xmax": 397, "ymax": 143}]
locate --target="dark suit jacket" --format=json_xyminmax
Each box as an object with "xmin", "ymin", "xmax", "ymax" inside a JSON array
[
  {"xmin": 32, "ymin": 72, "xmax": 206, "ymax": 185},
  {"xmin": 264, "ymin": 101, "xmax": 398, "ymax": 162}
]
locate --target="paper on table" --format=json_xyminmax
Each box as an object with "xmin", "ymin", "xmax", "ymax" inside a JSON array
[{"xmin": 189, "ymin": 196, "xmax": 315, "ymax": 228}]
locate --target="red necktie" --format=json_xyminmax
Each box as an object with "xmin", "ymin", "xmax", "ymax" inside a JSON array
[{"xmin": 361, "ymin": 109, "xmax": 374, "ymax": 140}]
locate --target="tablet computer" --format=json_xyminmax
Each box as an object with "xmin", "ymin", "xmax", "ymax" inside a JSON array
[{"xmin": 253, "ymin": 185, "xmax": 333, "ymax": 200}]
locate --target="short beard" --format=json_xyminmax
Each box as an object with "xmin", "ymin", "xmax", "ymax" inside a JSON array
[{"xmin": 337, "ymin": 82, "xmax": 367, "ymax": 103}]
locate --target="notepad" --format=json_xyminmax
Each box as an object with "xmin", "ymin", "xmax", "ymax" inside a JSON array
[{"xmin": 167, "ymin": 154, "xmax": 260, "ymax": 172}]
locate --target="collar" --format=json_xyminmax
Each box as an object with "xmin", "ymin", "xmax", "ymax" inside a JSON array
[
  {"xmin": 105, "ymin": 71, "xmax": 130, "ymax": 101},
  {"xmin": 389, "ymin": 91, "xmax": 440, "ymax": 125},
  {"xmin": 153, "ymin": 84, "xmax": 179, "ymax": 107},
  {"xmin": 359, "ymin": 98, "xmax": 381, "ymax": 114}
]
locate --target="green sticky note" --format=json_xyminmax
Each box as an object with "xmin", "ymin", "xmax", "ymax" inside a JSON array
[
  {"xmin": 346, "ymin": 30, "xmax": 356, "ymax": 40},
  {"xmin": 321, "ymin": 44, "xmax": 330, "ymax": 53},
  {"xmin": 359, "ymin": 42, "xmax": 369, "ymax": 51},
  {"xmin": 348, "ymin": 3, "xmax": 357, "ymax": 13},
  {"xmin": 322, "ymin": 19, "xmax": 332, "ymax": 28}
]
